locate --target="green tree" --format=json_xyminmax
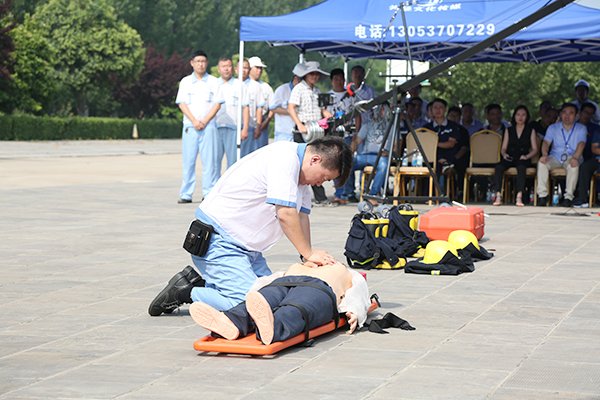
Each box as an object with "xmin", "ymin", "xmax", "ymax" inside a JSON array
[
  {"xmin": 3, "ymin": 14, "xmax": 55, "ymax": 113},
  {"xmin": 0, "ymin": 0, "xmax": 15, "ymax": 95},
  {"xmin": 33, "ymin": 0, "xmax": 145, "ymax": 116},
  {"xmin": 428, "ymin": 62, "xmax": 600, "ymax": 120}
]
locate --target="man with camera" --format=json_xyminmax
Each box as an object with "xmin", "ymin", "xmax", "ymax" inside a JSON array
[{"xmin": 288, "ymin": 61, "xmax": 337, "ymax": 207}]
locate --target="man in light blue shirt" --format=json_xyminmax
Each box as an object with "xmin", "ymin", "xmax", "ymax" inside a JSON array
[
  {"xmin": 215, "ymin": 57, "xmax": 249, "ymax": 170},
  {"xmin": 175, "ymin": 50, "xmax": 224, "ymax": 203},
  {"xmin": 537, "ymin": 103, "xmax": 587, "ymax": 207}
]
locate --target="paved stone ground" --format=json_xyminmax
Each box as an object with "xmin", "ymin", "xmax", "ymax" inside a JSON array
[{"xmin": 1, "ymin": 139, "xmax": 599, "ymax": 400}]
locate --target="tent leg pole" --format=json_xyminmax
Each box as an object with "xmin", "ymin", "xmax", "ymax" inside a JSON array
[{"xmin": 237, "ymin": 41, "xmax": 244, "ymax": 162}]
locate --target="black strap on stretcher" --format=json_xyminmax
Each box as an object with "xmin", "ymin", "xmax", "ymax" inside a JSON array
[{"xmin": 265, "ymin": 281, "xmax": 339, "ymax": 344}]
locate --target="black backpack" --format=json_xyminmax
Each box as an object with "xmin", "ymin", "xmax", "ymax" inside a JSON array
[{"xmin": 344, "ymin": 214, "xmax": 405, "ymax": 270}]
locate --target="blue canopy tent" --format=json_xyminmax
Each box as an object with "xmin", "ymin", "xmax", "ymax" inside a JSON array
[{"xmin": 239, "ymin": 0, "xmax": 600, "ymax": 63}]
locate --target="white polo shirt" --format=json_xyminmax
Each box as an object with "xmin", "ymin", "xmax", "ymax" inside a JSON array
[
  {"xmin": 244, "ymin": 78, "xmax": 263, "ymax": 129},
  {"xmin": 215, "ymin": 77, "xmax": 249, "ymax": 129},
  {"xmin": 175, "ymin": 72, "xmax": 224, "ymax": 126},
  {"xmin": 271, "ymin": 82, "xmax": 295, "ymax": 134},
  {"xmin": 199, "ymin": 141, "xmax": 311, "ymax": 252},
  {"xmin": 257, "ymin": 79, "xmax": 273, "ymax": 128}
]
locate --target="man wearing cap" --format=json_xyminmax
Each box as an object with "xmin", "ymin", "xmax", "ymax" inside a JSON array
[
  {"xmin": 215, "ymin": 57, "xmax": 249, "ymax": 170},
  {"xmin": 270, "ymin": 66, "xmax": 302, "ymax": 142},
  {"xmin": 236, "ymin": 59, "xmax": 263, "ymax": 158},
  {"xmin": 176, "ymin": 50, "xmax": 225, "ymax": 204},
  {"xmin": 573, "ymin": 80, "xmax": 600, "ymax": 124},
  {"xmin": 288, "ymin": 61, "xmax": 337, "ymax": 207},
  {"xmin": 249, "ymin": 56, "xmax": 273, "ymax": 151},
  {"xmin": 536, "ymin": 103, "xmax": 587, "ymax": 207}
]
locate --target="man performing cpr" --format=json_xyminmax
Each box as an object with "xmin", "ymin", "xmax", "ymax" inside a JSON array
[
  {"xmin": 189, "ymin": 261, "xmax": 370, "ymax": 345},
  {"xmin": 149, "ymin": 137, "xmax": 353, "ymax": 315}
]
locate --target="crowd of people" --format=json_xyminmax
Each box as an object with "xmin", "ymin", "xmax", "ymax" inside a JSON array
[{"xmin": 174, "ymin": 49, "xmax": 600, "ymax": 208}]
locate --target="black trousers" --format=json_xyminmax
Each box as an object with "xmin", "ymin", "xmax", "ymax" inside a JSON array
[
  {"xmin": 494, "ymin": 158, "xmax": 531, "ymax": 195},
  {"xmin": 224, "ymin": 276, "xmax": 336, "ymax": 343},
  {"xmin": 576, "ymin": 158, "xmax": 599, "ymax": 202}
]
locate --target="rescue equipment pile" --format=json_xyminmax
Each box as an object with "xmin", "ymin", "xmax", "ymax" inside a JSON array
[{"xmin": 344, "ymin": 206, "xmax": 493, "ymax": 275}]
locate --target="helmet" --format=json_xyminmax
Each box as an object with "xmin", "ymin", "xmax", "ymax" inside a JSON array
[
  {"xmin": 448, "ymin": 230, "xmax": 480, "ymax": 251},
  {"xmin": 422, "ymin": 240, "xmax": 458, "ymax": 264}
]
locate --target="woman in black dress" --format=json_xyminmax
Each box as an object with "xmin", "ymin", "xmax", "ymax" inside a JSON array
[{"xmin": 493, "ymin": 105, "xmax": 538, "ymax": 206}]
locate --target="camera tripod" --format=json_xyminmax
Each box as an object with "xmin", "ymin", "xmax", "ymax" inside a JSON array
[{"xmin": 359, "ymin": 84, "xmax": 449, "ymax": 206}]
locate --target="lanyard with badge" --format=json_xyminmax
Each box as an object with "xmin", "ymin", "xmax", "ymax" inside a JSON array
[{"xmin": 560, "ymin": 126, "xmax": 575, "ymax": 162}]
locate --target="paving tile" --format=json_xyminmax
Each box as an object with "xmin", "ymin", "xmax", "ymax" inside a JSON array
[
  {"xmin": 503, "ymin": 359, "xmax": 600, "ymax": 395},
  {"xmin": 489, "ymin": 387, "xmax": 600, "ymax": 399},
  {"xmin": 414, "ymin": 341, "xmax": 532, "ymax": 371},
  {"xmin": 449, "ymin": 321, "xmax": 554, "ymax": 346},
  {"xmin": 243, "ymin": 372, "xmax": 385, "ymax": 400},
  {"xmin": 371, "ymin": 366, "xmax": 509, "ymax": 400},
  {"xmin": 7, "ymin": 363, "xmax": 175, "ymax": 399}
]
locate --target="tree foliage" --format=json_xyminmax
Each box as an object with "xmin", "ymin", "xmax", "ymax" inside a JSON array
[
  {"xmin": 33, "ymin": 0, "xmax": 145, "ymax": 116},
  {"xmin": 0, "ymin": 0, "xmax": 15, "ymax": 92},
  {"xmin": 113, "ymin": 44, "xmax": 190, "ymax": 119},
  {"xmin": 428, "ymin": 61, "xmax": 600, "ymax": 120},
  {"xmin": 1, "ymin": 14, "xmax": 55, "ymax": 113}
]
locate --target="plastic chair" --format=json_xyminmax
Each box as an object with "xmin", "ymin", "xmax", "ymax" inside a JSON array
[{"xmin": 463, "ymin": 129, "xmax": 503, "ymax": 203}]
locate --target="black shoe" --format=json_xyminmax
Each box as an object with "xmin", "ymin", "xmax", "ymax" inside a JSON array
[
  {"xmin": 537, "ymin": 196, "xmax": 548, "ymax": 206},
  {"xmin": 178, "ymin": 198, "xmax": 192, "ymax": 204},
  {"xmin": 563, "ymin": 198, "xmax": 573, "ymax": 207},
  {"xmin": 347, "ymin": 194, "xmax": 360, "ymax": 203},
  {"xmin": 182, "ymin": 265, "xmax": 205, "ymax": 287},
  {"xmin": 148, "ymin": 271, "xmax": 194, "ymax": 316}
]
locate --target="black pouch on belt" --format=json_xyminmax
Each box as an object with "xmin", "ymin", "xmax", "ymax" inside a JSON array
[{"xmin": 183, "ymin": 220, "xmax": 216, "ymax": 257}]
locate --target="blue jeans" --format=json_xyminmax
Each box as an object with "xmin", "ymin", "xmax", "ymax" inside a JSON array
[
  {"xmin": 344, "ymin": 153, "xmax": 389, "ymax": 198},
  {"xmin": 180, "ymin": 123, "xmax": 219, "ymax": 200},
  {"xmin": 190, "ymin": 210, "xmax": 272, "ymax": 311},
  {"xmin": 216, "ymin": 126, "xmax": 237, "ymax": 170}
]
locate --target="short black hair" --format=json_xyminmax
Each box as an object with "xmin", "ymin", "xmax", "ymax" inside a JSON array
[
  {"xmin": 561, "ymin": 103, "xmax": 578, "ymax": 113},
  {"xmin": 580, "ymin": 102, "xmax": 597, "ymax": 113},
  {"xmin": 191, "ymin": 50, "xmax": 208, "ymax": 60},
  {"xmin": 218, "ymin": 57, "xmax": 232, "ymax": 63},
  {"xmin": 330, "ymin": 68, "xmax": 344, "ymax": 79},
  {"xmin": 448, "ymin": 106, "xmax": 461, "ymax": 115},
  {"xmin": 431, "ymin": 98, "xmax": 447, "ymax": 108},
  {"xmin": 307, "ymin": 136, "xmax": 353, "ymax": 188},
  {"xmin": 462, "ymin": 103, "xmax": 474, "ymax": 109},
  {"xmin": 538, "ymin": 100, "xmax": 552, "ymax": 112},
  {"xmin": 485, "ymin": 103, "xmax": 502, "ymax": 114}
]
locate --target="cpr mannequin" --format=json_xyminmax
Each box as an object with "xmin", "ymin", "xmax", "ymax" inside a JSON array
[{"xmin": 190, "ymin": 261, "xmax": 370, "ymax": 345}]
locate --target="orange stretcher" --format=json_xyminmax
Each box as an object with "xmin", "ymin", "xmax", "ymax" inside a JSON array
[{"xmin": 193, "ymin": 299, "xmax": 379, "ymax": 356}]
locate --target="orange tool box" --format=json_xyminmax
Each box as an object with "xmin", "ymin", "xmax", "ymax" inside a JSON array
[{"xmin": 419, "ymin": 207, "xmax": 485, "ymax": 241}]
